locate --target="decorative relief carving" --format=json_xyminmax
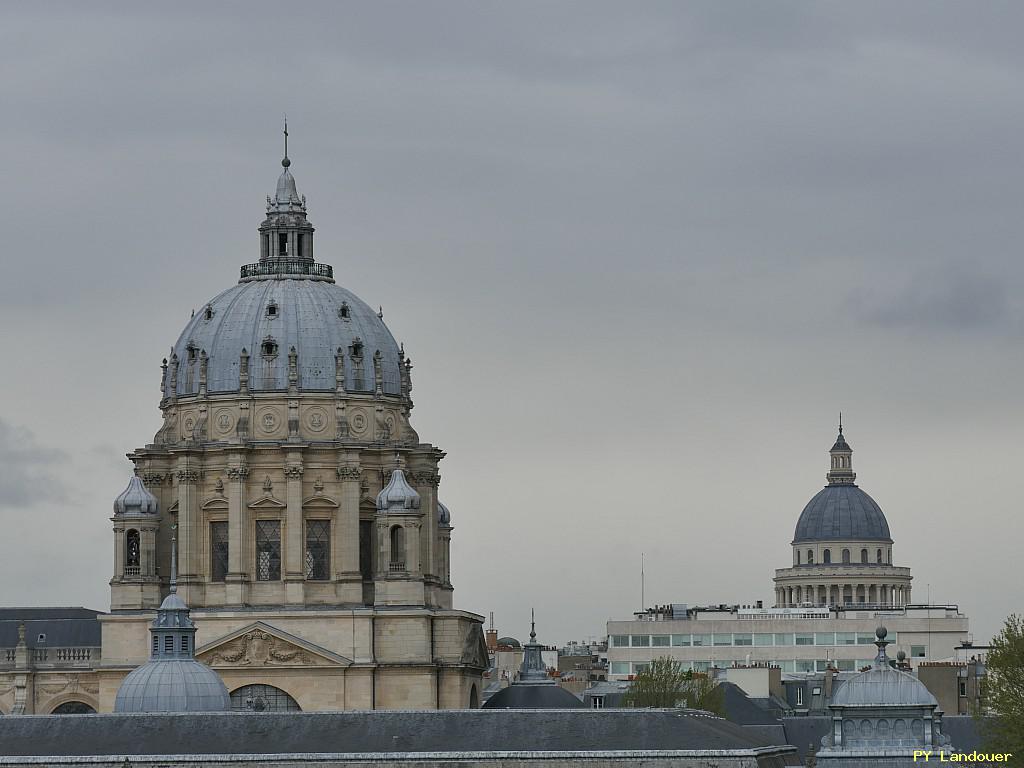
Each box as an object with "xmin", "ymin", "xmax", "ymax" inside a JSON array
[
  {"xmin": 306, "ymin": 407, "xmax": 328, "ymax": 433},
  {"xmin": 142, "ymin": 472, "xmax": 171, "ymax": 485},
  {"xmin": 409, "ymin": 470, "xmax": 441, "ymax": 487},
  {"xmin": 215, "ymin": 411, "xmax": 235, "ymax": 435},
  {"xmin": 313, "ymin": 476, "xmax": 324, "ymax": 494},
  {"xmin": 176, "ymin": 470, "xmax": 202, "ymax": 483},
  {"xmin": 350, "ymin": 409, "xmax": 368, "ymax": 436},
  {"xmin": 227, "ymin": 465, "xmax": 250, "ymax": 481},
  {"xmin": 202, "ymin": 630, "xmax": 312, "ymax": 667},
  {"xmin": 336, "ymin": 466, "xmax": 362, "ymax": 481},
  {"xmin": 258, "ymin": 409, "xmax": 279, "ymax": 433},
  {"xmin": 37, "ymin": 679, "xmax": 71, "ymax": 696},
  {"xmin": 284, "ymin": 466, "xmax": 304, "ymax": 480}
]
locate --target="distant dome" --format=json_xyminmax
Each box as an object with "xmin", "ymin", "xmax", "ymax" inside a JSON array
[
  {"xmin": 496, "ymin": 637, "xmax": 521, "ymax": 648},
  {"xmin": 167, "ymin": 279, "xmax": 402, "ymax": 397},
  {"xmin": 793, "ymin": 485, "xmax": 891, "ymax": 543},
  {"xmin": 114, "ymin": 659, "xmax": 231, "ymax": 713},
  {"xmin": 832, "ymin": 664, "xmax": 937, "ymax": 708},
  {"xmin": 483, "ymin": 684, "xmax": 584, "ymax": 709},
  {"xmin": 832, "ymin": 629, "xmax": 936, "ymax": 708},
  {"xmin": 113, "ymin": 475, "xmax": 158, "ymax": 515}
]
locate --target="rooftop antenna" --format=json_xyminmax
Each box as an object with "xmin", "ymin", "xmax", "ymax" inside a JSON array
[{"xmin": 641, "ymin": 552, "xmax": 645, "ymax": 613}]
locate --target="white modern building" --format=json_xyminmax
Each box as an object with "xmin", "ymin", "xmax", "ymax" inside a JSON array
[{"xmin": 607, "ymin": 426, "xmax": 970, "ymax": 678}]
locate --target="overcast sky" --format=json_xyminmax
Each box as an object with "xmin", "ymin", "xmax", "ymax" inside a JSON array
[{"xmin": 1, "ymin": 1, "xmax": 1022, "ymax": 647}]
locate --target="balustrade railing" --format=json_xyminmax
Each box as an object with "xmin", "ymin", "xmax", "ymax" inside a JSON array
[
  {"xmin": 389, "ymin": 561, "xmax": 406, "ymax": 572},
  {"xmin": 240, "ymin": 261, "xmax": 333, "ymax": 280}
]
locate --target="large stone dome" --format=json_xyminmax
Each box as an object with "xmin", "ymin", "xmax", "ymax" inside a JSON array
[
  {"xmin": 793, "ymin": 484, "xmax": 892, "ymax": 544},
  {"xmin": 792, "ymin": 426, "xmax": 892, "ymax": 544},
  {"xmin": 166, "ymin": 278, "xmax": 402, "ymax": 397}
]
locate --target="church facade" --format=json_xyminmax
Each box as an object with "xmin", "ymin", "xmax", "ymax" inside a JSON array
[{"xmin": 96, "ymin": 138, "xmax": 488, "ymax": 712}]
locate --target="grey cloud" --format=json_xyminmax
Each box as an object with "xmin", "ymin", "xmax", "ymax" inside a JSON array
[
  {"xmin": 852, "ymin": 269, "xmax": 1007, "ymax": 331},
  {"xmin": 0, "ymin": 420, "xmax": 68, "ymax": 507},
  {"xmin": 0, "ymin": 1, "xmax": 1022, "ymax": 645}
]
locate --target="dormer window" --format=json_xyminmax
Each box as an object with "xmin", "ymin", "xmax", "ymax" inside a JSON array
[
  {"xmin": 187, "ymin": 345, "xmax": 198, "ymax": 363},
  {"xmin": 204, "ymin": 305, "xmax": 214, "ymax": 321},
  {"xmin": 339, "ymin": 302, "xmax": 350, "ymax": 320},
  {"xmin": 351, "ymin": 339, "xmax": 363, "ymax": 358},
  {"xmin": 266, "ymin": 301, "xmax": 278, "ymax": 319},
  {"xmin": 261, "ymin": 338, "xmax": 279, "ymax": 357}
]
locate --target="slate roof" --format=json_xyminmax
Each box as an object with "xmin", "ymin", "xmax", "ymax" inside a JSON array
[
  {"xmin": 0, "ymin": 709, "xmax": 797, "ymax": 757},
  {"xmin": 719, "ymin": 682, "xmax": 786, "ymax": 726},
  {"xmin": 0, "ymin": 608, "xmax": 103, "ymax": 648},
  {"xmin": 793, "ymin": 485, "xmax": 892, "ymax": 543},
  {"xmin": 482, "ymin": 683, "xmax": 585, "ymax": 709},
  {"xmin": 779, "ymin": 715, "xmax": 987, "ymax": 759}
]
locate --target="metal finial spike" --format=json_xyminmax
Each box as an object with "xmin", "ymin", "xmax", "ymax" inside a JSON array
[
  {"xmin": 169, "ymin": 535, "xmax": 178, "ymax": 594},
  {"xmin": 839, "ymin": 411, "xmax": 843, "ymax": 434},
  {"xmin": 530, "ymin": 608, "xmax": 536, "ymax": 642},
  {"xmin": 282, "ymin": 115, "xmax": 291, "ymax": 168}
]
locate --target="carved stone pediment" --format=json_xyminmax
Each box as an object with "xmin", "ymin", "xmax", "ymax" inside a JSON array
[
  {"xmin": 460, "ymin": 623, "xmax": 489, "ymax": 669},
  {"xmin": 247, "ymin": 495, "xmax": 287, "ymax": 510},
  {"xmin": 302, "ymin": 494, "xmax": 339, "ymax": 509},
  {"xmin": 196, "ymin": 622, "xmax": 352, "ymax": 669},
  {"xmin": 201, "ymin": 496, "xmax": 228, "ymax": 511}
]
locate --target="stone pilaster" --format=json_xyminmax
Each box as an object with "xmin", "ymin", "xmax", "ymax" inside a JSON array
[
  {"xmin": 336, "ymin": 455, "xmax": 363, "ymax": 603},
  {"xmin": 284, "ymin": 455, "xmax": 305, "ymax": 604},
  {"xmin": 225, "ymin": 459, "xmax": 250, "ymax": 605}
]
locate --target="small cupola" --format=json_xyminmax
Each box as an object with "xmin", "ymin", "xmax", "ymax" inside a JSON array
[
  {"xmin": 438, "ymin": 500, "xmax": 452, "ymax": 528},
  {"xmin": 376, "ymin": 466, "xmax": 421, "ymax": 513},
  {"xmin": 113, "ymin": 475, "xmax": 159, "ymax": 515}
]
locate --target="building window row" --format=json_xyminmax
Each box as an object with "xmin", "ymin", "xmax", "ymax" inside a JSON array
[
  {"xmin": 798, "ymin": 547, "xmax": 891, "ymax": 566},
  {"xmin": 610, "ymin": 631, "xmax": 886, "ymax": 648},
  {"xmin": 609, "ymin": 658, "xmax": 876, "ymax": 676},
  {"xmin": 208, "ymin": 520, "xmax": 333, "ymax": 583}
]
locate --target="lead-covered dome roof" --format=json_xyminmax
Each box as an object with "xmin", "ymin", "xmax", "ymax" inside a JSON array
[
  {"xmin": 163, "ymin": 143, "xmax": 404, "ymax": 399},
  {"xmin": 167, "ymin": 279, "xmax": 401, "ymax": 397},
  {"xmin": 114, "ymin": 659, "xmax": 231, "ymax": 713},
  {"xmin": 832, "ymin": 628, "xmax": 936, "ymax": 708},
  {"xmin": 793, "ymin": 426, "xmax": 892, "ymax": 543},
  {"xmin": 793, "ymin": 485, "xmax": 891, "ymax": 543}
]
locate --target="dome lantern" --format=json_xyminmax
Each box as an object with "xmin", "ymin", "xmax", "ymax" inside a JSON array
[
  {"xmin": 826, "ymin": 414, "xmax": 856, "ymax": 486},
  {"xmin": 255, "ymin": 119, "xmax": 317, "ymax": 270}
]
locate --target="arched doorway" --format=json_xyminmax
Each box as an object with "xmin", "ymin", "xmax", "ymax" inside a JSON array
[
  {"xmin": 51, "ymin": 701, "xmax": 97, "ymax": 714},
  {"xmin": 230, "ymin": 684, "xmax": 300, "ymax": 712},
  {"xmin": 469, "ymin": 683, "xmax": 479, "ymax": 709}
]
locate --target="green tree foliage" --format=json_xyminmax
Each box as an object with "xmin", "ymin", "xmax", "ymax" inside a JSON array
[
  {"xmin": 979, "ymin": 614, "xmax": 1024, "ymax": 755},
  {"xmin": 622, "ymin": 657, "xmax": 725, "ymax": 716}
]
